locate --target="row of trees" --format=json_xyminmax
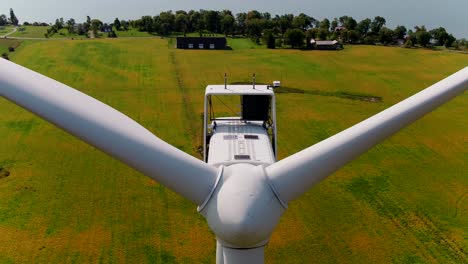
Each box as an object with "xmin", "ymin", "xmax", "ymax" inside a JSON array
[
  {"xmin": 0, "ymin": 8, "xmax": 18, "ymax": 26},
  {"xmin": 45, "ymin": 16, "xmax": 112, "ymax": 38},
  {"xmin": 2, "ymin": 8, "xmax": 465, "ymax": 49},
  {"xmin": 129, "ymin": 10, "xmax": 459, "ymax": 48}
]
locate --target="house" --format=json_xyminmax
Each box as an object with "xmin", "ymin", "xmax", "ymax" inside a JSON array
[
  {"xmin": 100, "ymin": 25, "xmax": 112, "ymax": 33},
  {"xmin": 176, "ymin": 37, "xmax": 227, "ymax": 50},
  {"xmin": 310, "ymin": 39, "xmax": 342, "ymax": 50}
]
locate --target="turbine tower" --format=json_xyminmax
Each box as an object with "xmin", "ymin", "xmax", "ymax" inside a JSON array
[{"xmin": 1, "ymin": 59, "xmax": 467, "ymax": 263}]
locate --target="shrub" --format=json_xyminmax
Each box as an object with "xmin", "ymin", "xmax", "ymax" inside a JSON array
[
  {"xmin": 108, "ymin": 31, "xmax": 117, "ymax": 38},
  {"xmin": 1, "ymin": 52, "xmax": 9, "ymax": 60},
  {"xmin": 275, "ymin": 38, "xmax": 283, "ymax": 47},
  {"xmin": 404, "ymin": 39, "xmax": 413, "ymax": 48}
]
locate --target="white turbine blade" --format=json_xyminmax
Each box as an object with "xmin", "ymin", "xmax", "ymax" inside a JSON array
[
  {"xmin": 0, "ymin": 59, "xmax": 217, "ymax": 205},
  {"xmin": 266, "ymin": 67, "xmax": 468, "ymax": 203}
]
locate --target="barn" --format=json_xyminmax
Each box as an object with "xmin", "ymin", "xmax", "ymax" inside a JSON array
[{"xmin": 176, "ymin": 37, "xmax": 227, "ymax": 50}]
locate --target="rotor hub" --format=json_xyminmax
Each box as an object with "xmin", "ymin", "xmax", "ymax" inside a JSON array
[{"xmin": 199, "ymin": 164, "xmax": 286, "ymax": 248}]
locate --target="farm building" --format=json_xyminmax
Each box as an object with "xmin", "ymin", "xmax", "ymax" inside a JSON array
[
  {"xmin": 100, "ymin": 25, "xmax": 113, "ymax": 33},
  {"xmin": 176, "ymin": 37, "xmax": 227, "ymax": 50},
  {"xmin": 310, "ymin": 39, "xmax": 342, "ymax": 50}
]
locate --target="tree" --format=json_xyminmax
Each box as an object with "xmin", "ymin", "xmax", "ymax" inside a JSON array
[
  {"xmin": 393, "ymin": 25, "xmax": 407, "ymax": 39},
  {"xmin": 235, "ymin": 12, "xmax": 247, "ymax": 35},
  {"xmin": 415, "ymin": 26, "xmax": 431, "ymax": 47},
  {"xmin": 9, "ymin": 8, "xmax": 18, "ymax": 26},
  {"xmin": 292, "ymin": 13, "xmax": 312, "ymax": 31},
  {"xmin": 318, "ymin": 28, "xmax": 328, "ymax": 40},
  {"xmin": 347, "ymin": 30, "xmax": 360, "ymax": 43},
  {"xmin": 203, "ymin": 10, "xmax": 220, "ymax": 33},
  {"xmin": 444, "ymin": 34, "xmax": 456, "ymax": 48},
  {"xmin": 319, "ymin": 18, "xmax": 330, "ymax": 31},
  {"xmin": 75, "ymin": 23, "xmax": 87, "ymax": 35},
  {"xmin": 453, "ymin": 38, "xmax": 467, "ymax": 50},
  {"xmin": 339, "ymin": 16, "xmax": 357, "ymax": 30},
  {"xmin": 285, "ymin": 28, "xmax": 305, "ymax": 48},
  {"xmin": 155, "ymin": 12, "xmax": 173, "ymax": 35},
  {"xmin": 139, "ymin": 16, "xmax": 154, "ymax": 33},
  {"xmin": 221, "ymin": 13, "xmax": 235, "ymax": 36},
  {"xmin": 246, "ymin": 10, "xmax": 262, "ymax": 20},
  {"xmin": 189, "ymin": 10, "xmax": 203, "ymax": 34},
  {"xmin": 54, "ymin": 18, "xmax": 64, "ymax": 30},
  {"xmin": 108, "ymin": 30, "xmax": 117, "ymax": 38},
  {"xmin": 406, "ymin": 29, "xmax": 416, "ymax": 45},
  {"xmin": 121, "ymin": 20, "xmax": 129, "ymax": 31},
  {"xmin": 263, "ymin": 29, "xmax": 275, "ymax": 49},
  {"xmin": 84, "ymin": 16, "xmax": 91, "ymax": 32},
  {"xmin": 331, "ymin": 18, "xmax": 338, "ymax": 31},
  {"xmin": 429, "ymin": 27, "xmax": 449, "ymax": 46},
  {"xmin": 114, "ymin": 18, "xmax": 121, "ymax": 31},
  {"xmin": 66, "ymin": 18, "xmax": 76, "ymax": 34},
  {"xmin": 356, "ymin": 18, "xmax": 371, "ymax": 38},
  {"xmin": 404, "ymin": 39, "xmax": 413, "ymax": 48},
  {"xmin": 246, "ymin": 18, "xmax": 264, "ymax": 38},
  {"xmin": 306, "ymin": 28, "xmax": 319, "ymax": 40},
  {"xmin": 91, "ymin": 19, "xmax": 103, "ymax": 35},
  {"xmin": 175, "ymin": 13, "xmax": 189, "ymax": 35},
  {"xmin": 157, "ymin": 11, "xmax": 175, "ymax": 35},
  {"xmin": 371, "ymin": 16, "xmax": 386, "ymax": 35},
  {"xmin": 0, "ymin": 14, "xmax": 7, "ymax": 26},
  {"xmin": 277, "ymin": 14, "xmax": 293, "ymax": 36},
  {"xmin": 378, "ymin": 27, "xmax": 394, "ymax": 45}
]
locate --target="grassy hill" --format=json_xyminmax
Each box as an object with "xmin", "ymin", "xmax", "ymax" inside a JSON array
[
  {"xmin": 0, "ymin": 38, "xmax": 467, "ymax": 263},
  {"xmin": 9, "ymin": 26, "xmax": 49, "ymax": 38}
]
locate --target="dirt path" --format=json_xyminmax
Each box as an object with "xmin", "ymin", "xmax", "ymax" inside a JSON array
[
  {"xmin": 168, "ymin": 51, "xmax": 202, "ymax": 156},
  {"xmin": 1, "ymin": 27, "xmax": 17, "ymax": 38}
]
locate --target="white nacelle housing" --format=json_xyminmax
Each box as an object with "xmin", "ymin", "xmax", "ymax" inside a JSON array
[
  {"xmin": 203, "ymin": 84, "xmax": 277, "ymax": 167},
  {"xmin": 207, "ymin": 120, "xmax": 275, "ymax": 166}
]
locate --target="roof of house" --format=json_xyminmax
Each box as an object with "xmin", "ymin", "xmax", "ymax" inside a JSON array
[{"xmin": 310, "ymin": 39, "xmax": 339, "ymax": 45}]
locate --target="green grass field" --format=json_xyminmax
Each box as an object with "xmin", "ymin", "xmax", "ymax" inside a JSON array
[
  {"xmin": 114, "ymin": 27, "xmax": 156, "ymax": 38},
  {"xmin": 9, "ymin": 26, "xmax": 49, "ymax": 38},
  {"xmin": 47, "ymin": 28, "xmax": 87, "ymax": 39},
  {"xmin": 0, "ymin": 39, "xmax": 21, "ymax": 55},
  {"xmin": 0, "ymin": 26, "xmax": 14, "ymax": 36},
  {"xmin": 0, "ymin": 38, "xmax": 467, "ymax": 263}
]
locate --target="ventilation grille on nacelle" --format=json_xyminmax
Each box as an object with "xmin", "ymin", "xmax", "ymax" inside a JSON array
[
  {"xmin": 234, "ymin": 155, "xmax": 251, "ymax": 160},
  {"xmin": 224, "ymin": 135, "xmax": 238, "ymax": 140}
]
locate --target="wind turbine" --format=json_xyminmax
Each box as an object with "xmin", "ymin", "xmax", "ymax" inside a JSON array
[{"xmin": 1, "ymin": 59, "xmax": 467, "ymax": 264}]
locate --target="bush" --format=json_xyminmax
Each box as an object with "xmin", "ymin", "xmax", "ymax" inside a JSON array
[
  {"xmin": 404, "ymin": 39, "xmax": 413, "ymax": 48},
  {"xmin": 1, "ymin": 53, "xmax": 9, "ymax": 60},
  {"xmin": 363, "ymin": 36, "xmax": 376, "ymax": 45},
  {"xmin": 108, "ymin": 31, "xmax": 117, "ymax": 38},
  {"xmin": 275, "ymin": 38, "xmax": 283, "ymax": 47}
]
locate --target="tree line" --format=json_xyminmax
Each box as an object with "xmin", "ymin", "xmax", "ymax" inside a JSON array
[
  {"xmin": 43, "ymin": 16, "xmax": 114, "ymax": 38},
  {"xmin": 128, "ymin": 10, "xmax": 461, "ymax": 48},
  {"xmin": 1, "ymin": 8, "xmax": 467, "ymax": 50}
]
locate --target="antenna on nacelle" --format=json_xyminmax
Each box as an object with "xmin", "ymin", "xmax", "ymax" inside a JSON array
[
  {"xmin": 253, "ymin": 73, "xmax": 256, "ymax": 89},
  {"xmin": 224, "ymin": 73, "xmax": 227, "ymax": 89}
]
